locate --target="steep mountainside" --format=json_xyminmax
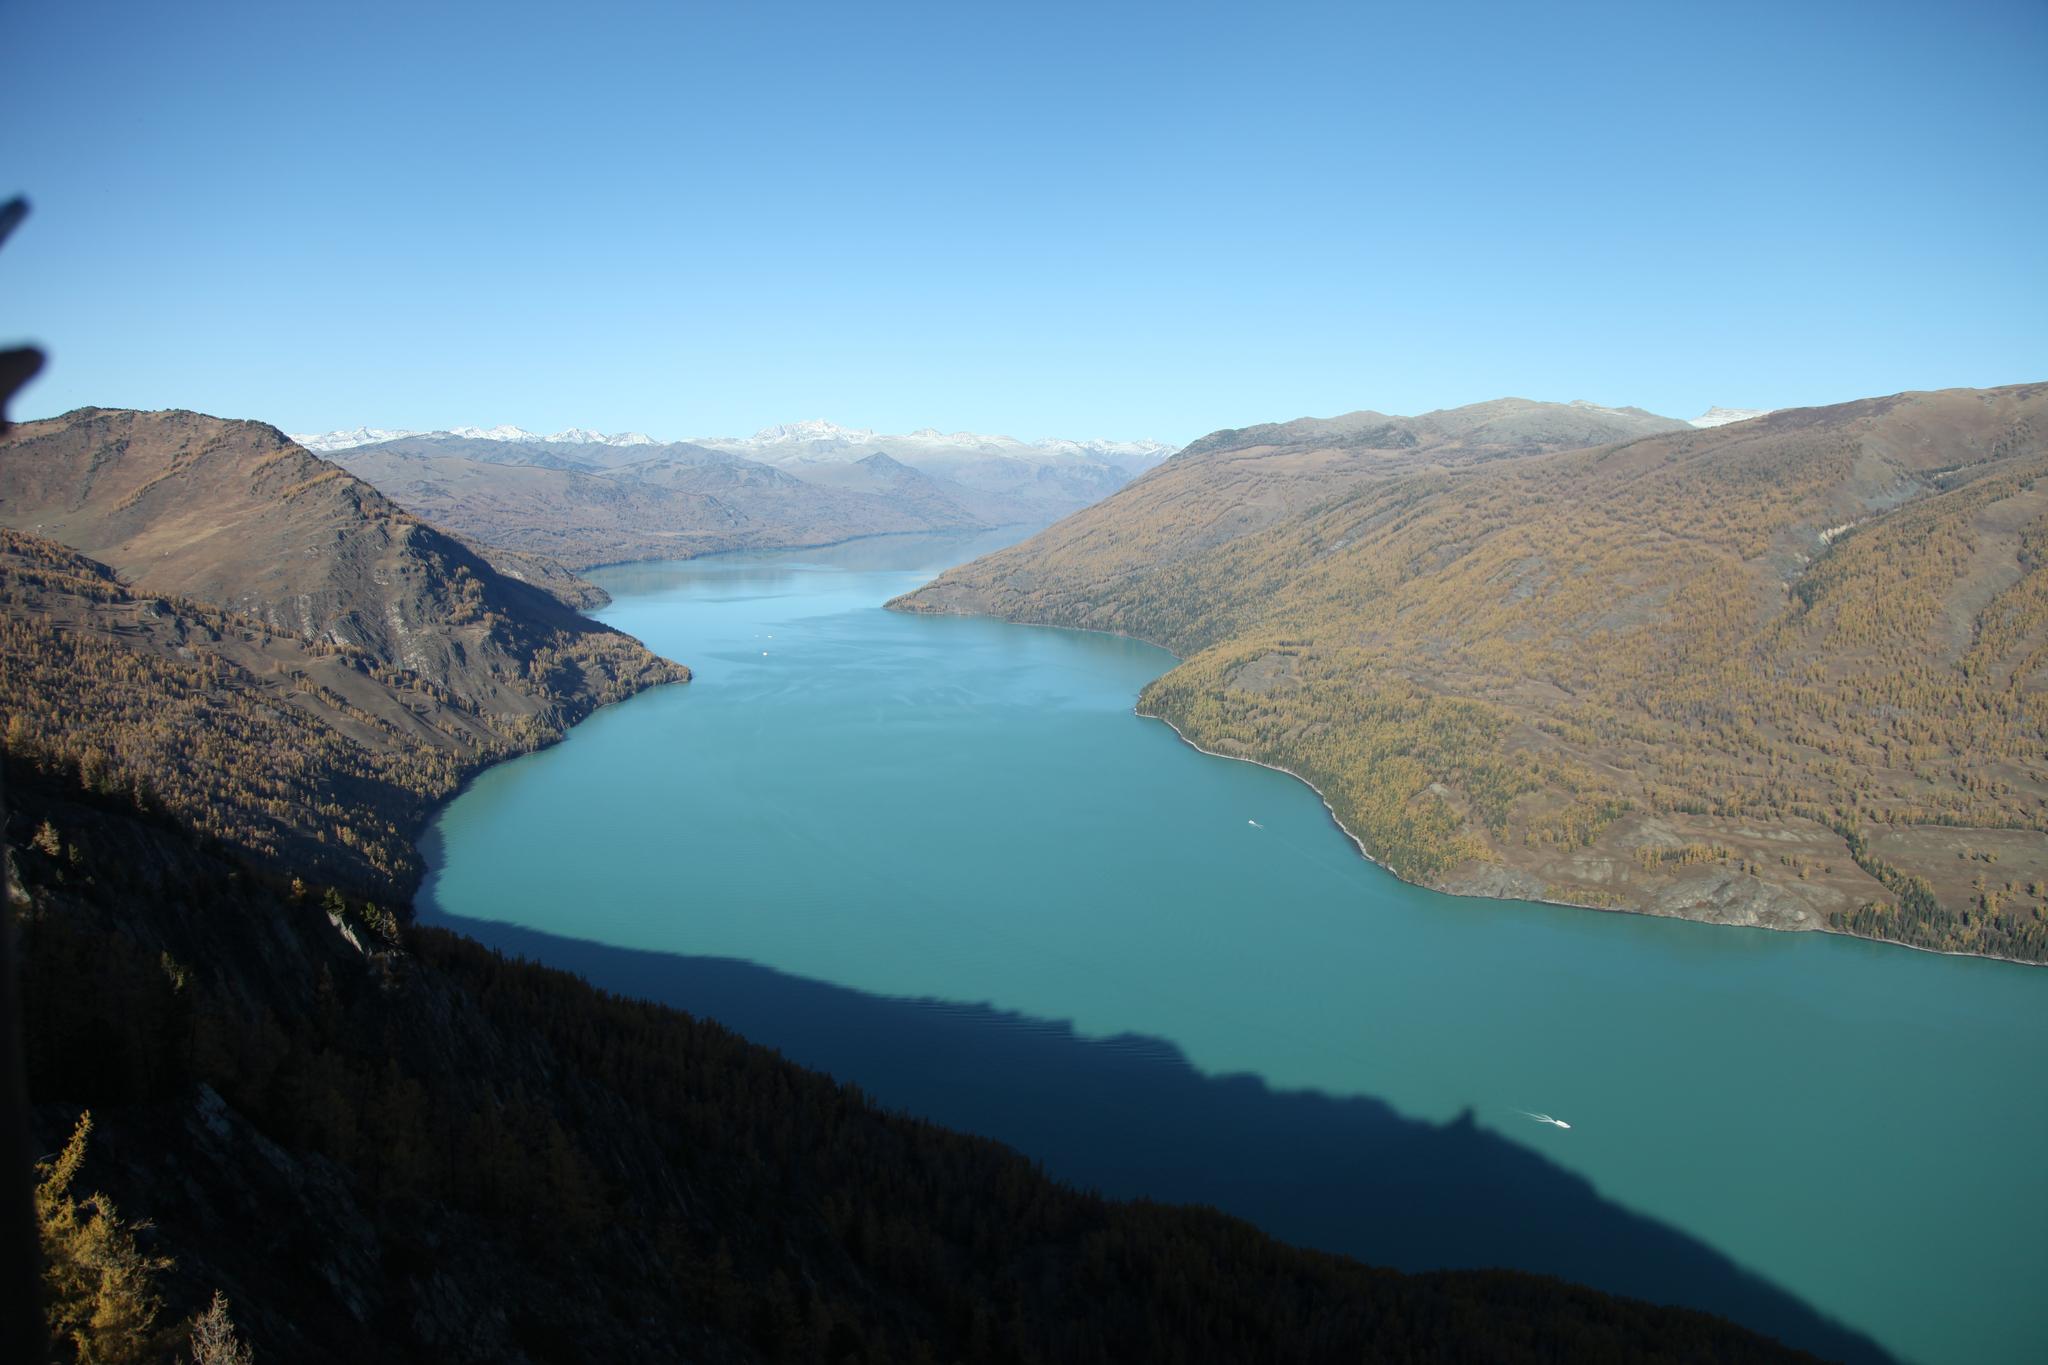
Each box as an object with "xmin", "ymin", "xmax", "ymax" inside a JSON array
[
  {"xmin": 333, "ymin": 436, "xmax": 991, "ymax": 569},
  {"xmin": 458, "ymin": 539, "xmax": 612, "ymax": 611},
  {"xmin": 0, "ymin": 410, "xmax": 685, "ymax": 892},
  {"xmin": 0, "ymin": 530, "xmax": 484, "ymax": 892},
  {"xmin": 0, "ymin": 410, "xmax": 680, "ymax": 715},
  {"xmin": 898, "ymin": 385, "xmax": 2048, "ymax": 961},
  {"xmin": 10, "ymin": 757, "xmax": 1828, "ymax": 1365}
]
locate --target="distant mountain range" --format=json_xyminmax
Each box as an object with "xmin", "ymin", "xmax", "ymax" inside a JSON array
[
  {"xmin": 292, "ymin": 407, "xmax": 1780, "ymax": 576},
  {"xmin": 293, "ymin": 421, "xmax": 1182, "ymax": 569},
  {"xmin": 294, "ymin": 424, "xmax": 660, "ymax": 451},
  {"xmin": 291, "ymin": 419, "xmax": 1176, "ymax": 467},
  {"xmin": 301, "ymin": 411, "xmax": 1777, "ymax": 458},
  {"xmin": 330, "ymin": 436, "xmax": 992, "ymax": 571},
  {"xmin": 692, "ymin": 419, "xmax": 1178, "ymax": 468}
]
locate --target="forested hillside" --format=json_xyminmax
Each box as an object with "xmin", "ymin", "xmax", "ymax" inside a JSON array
[
  {"xmin": 11, "ymin": 754, "xmax": 1822, "ymax": 1364},
  {"xmin": 897, "ymin": 385, "xmax": 2048, "ymax": 961}
]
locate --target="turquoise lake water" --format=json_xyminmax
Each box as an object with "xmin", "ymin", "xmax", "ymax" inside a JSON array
[{"xmin": 421, "ymin": 530, "xmax": 2048, "ymax": 1365}]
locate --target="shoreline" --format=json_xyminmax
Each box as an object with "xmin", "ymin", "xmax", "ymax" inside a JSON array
[
  {"xmin": 888, "ymin": 601, "xmax": 2046, "ymax": 971},
  {"xmin": 1136, "ymin": 708, "xmax": 1663, "ymax": 922},
  {"xmin": 578, "ymin": 520, "xmax": 1041, "ymax": 576},
  {"xmin": 412, "ymin": 575, "xmax": 2047, "ymax": 973},
  {"xmin": 1147, "ymin": 704, "xmax": 2047, "ymax": 969},
  {"xmin": 400, "ymin": 656, "xmax": 695, "ymax": 917}
]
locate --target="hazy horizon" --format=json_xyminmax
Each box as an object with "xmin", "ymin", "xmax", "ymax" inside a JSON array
[{"xmin": 16, "ymin": 394, "xmax": 1813, "ymax": 453}]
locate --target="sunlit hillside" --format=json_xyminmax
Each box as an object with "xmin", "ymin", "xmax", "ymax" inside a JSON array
[
  {"xmin": 0, "ymin": 411, "xmax": 687, "ymax": 893},
  {"xmin": 900, "ymin": 385, "xmax": 2048, "ymax": 961}
]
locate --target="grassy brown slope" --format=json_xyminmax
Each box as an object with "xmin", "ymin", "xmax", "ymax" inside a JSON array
[
  {"xmin": 0, "ymin": 409, "xmax": 683, "ymax": 728},
  {"xmin": 0, "ymin": 409, "xmax": 687, "ymax": 893},
  {"xmin": 897, "ymin": 385, "xmax": 2048, "ymax": 961},
  {"xmin": 904, "ymin": 397, "xmax": 1698, "ymax": 626}
]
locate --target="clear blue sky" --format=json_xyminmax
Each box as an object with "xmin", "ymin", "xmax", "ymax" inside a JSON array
[{"xmin": 4, "ymin": 0, "xmax": 2043, "ymax": 444}]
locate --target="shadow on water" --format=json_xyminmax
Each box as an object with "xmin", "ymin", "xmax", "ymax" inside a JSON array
[{"xmin": 427, "ymin": 909, "xmax": 1897, "ymax": 1365}]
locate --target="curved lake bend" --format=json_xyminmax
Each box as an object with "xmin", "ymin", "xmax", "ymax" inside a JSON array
[{"xmin": 421, "ymin": 530, "xmax": 2048, "ymax": 1365}]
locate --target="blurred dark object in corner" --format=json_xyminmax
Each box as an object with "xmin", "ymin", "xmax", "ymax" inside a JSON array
[
  {"xmin": 0, "ymin": 344, "xmax": 41, "ymax": 429},
  {"xmin": 0, "ymin": 197, "xmax": 45, "ymax": 435},
  {"xmin": 1, "ymin": 194, "xmax": 50, "ymax": 1364}
]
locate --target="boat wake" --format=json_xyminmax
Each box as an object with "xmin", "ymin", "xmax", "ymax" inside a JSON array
[{"xmin": 1517, "ymin": 1110, "xmax": 1571, "ymax": 1130}]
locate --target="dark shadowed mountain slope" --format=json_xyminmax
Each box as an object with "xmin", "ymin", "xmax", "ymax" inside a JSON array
[
  {"xmin": 430, "ymin": 909, "xmax": 1895, "ymax": 1365},
  {"xmin": 10, "ymin": 757, "xmax": 1832, "ymax": 1365},
  {"xmin": 897, "ymin": 384, "xmax": 2048, "ymax": 960}
]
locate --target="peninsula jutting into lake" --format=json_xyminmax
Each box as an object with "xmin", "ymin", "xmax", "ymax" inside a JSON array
[{"xmin": 895, "ymin": 385, "xmax": 2048, "ymax": 962}]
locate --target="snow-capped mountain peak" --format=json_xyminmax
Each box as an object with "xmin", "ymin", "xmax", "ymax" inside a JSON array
[
  {"xmin": 447, "ymin": 424, "xmax": 543, "ymax": 443},
  {"xmin": 1034, "ymin": 436, "xmax": 1181, "ymax": 462},
  {"xmin": 290, "ymin": 419, "xmax": 1178, "ymax": 469},
  {"xmin": 290, "ymin": 424, "xmax": 658, "ymax": 452},
  {"xmin": 288, "ymin": 426, "xmax": 424, "ymax": 453},
  {"xmin": 743, "ymin": 420, "xmax": 879, "ymax": 446},
  {"xmin": 689, "ymin": 421, "xmax": 1178, "ymax": 469},
  {"xmin": 1689, "ymin": 407, "xmax": 1771, "ymax": 428},
  {"xmin": 545, "ymin": 428, "xmax": 656, "ymax": 446}
]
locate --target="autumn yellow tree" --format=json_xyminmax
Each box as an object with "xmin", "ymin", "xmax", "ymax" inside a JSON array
[
  {"xmin": 34, "ymin": 1111, "xmax": 173, "ymax": 1365},
  {"xmin": 187, "ymin": 1291, "xmax": 255, "ymax": 1365}
]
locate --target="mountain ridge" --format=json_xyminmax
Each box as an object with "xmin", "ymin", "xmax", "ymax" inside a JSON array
[
  {"xmin": 0, "ymin": 407, "xmax": 687, "ymax": 892},
  {"xmin": 290, "ymin": 418, "xmax": 1178, "ymax": 465},
  {"xmin": 329, "ymin": 435, "xmax": 997, "ymax": 570},
  {"xmin": 895, "ymin": 384, "xmax": 2048, "ymax": 962},
  {"xmin": 311, "ymin": 421, "xmax": 1181, "ymax": 568}
]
